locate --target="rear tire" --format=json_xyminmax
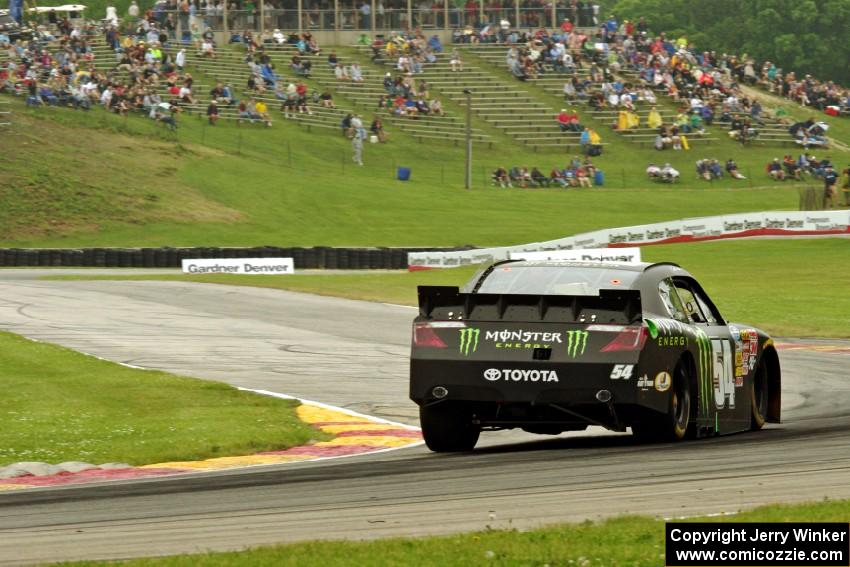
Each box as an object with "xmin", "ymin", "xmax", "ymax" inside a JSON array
[
  {"xmin": 751, "ymin": 360, "xmax": 768, "ymax": 430},
  {"xmin": 420, "ymin": 403, "xmax": 480, "ymax": 452},
  {"xmin": 632, "ymin": 359, "xmax": 692, "ymax": 442}
]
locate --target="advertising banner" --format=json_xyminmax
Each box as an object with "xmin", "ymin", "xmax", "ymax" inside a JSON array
[
  {"xmin": 510, "ymin": 247, "xmax": 642, "ymax": 263},
  {"xmin": 408, "ymin": 211, "xmax": 850, "ymax": 269},
  {"xmin": 181, "ymin": 257, "xmax": 294, "ymax": 275}
]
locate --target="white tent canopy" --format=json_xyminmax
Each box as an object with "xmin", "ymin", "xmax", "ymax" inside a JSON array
[{"xmin": 26, "ymin": 5, "xmax": 86, "ymax": 14}]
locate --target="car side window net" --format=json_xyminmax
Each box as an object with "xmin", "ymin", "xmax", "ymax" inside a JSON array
[{"xmin": 658, "ymin": 278, "xmax": 689, "ymax": 322}]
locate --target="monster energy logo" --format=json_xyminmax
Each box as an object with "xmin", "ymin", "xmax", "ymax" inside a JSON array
[
  {"xmin": 694, "ymin": 328, "xmax": 712, "ymax": 417},
  {"xmin": 566, "ymin": 330, "xmax": 588, "ymax": 358},
  {"xmin": 459, "ymin": 328, "xmax": 480, "ymax": 356}
]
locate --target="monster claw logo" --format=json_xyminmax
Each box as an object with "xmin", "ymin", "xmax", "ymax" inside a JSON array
[
  {"xmin": 459, "ymin": 328, "xmax": 480, "ymax": 356},
  {"xmin": 694, "ymin": 328, "xmax": 712, "ymax": 416},
  {"xmin": 566, "ymin": 330, "xmax": 588, "ymax": 358}
]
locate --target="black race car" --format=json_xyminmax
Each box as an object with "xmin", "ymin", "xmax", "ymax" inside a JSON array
[{"xmin": 410, "ymin": 261, "xmax": 781, "ymax": 452}]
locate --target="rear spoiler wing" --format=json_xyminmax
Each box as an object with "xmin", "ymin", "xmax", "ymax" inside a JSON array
[{"xmin": 417, "ymin": 286, "xmax": 642, "ymax": 324}]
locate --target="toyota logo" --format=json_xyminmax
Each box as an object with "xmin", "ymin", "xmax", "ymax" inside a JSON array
[{"xmin": 483, "ymin": 368, "xmax": 501, "ymax": 381}]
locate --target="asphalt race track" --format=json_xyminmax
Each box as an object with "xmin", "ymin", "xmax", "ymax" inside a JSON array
[{"xmin": 0, "ymin": 271, "xmax": 848, "ymax": 565}]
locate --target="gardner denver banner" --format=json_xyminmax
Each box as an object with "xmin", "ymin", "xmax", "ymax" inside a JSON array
[
  {"xmin": 181, "ymin": 258, "xmax": 294, "ymax": 274},
  {"xmin": 407, "ymin": 211, "xmax": 850, "ymax": 269}
]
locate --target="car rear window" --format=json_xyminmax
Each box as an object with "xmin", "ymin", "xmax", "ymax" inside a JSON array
[{"xmin": 470, "ymin": 265, "xmax": 640, "ymax": 296}]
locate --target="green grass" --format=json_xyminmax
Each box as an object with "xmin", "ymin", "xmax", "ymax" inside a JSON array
[
  {"xmin": 59, "ymin": 497, "xmax": 850, "ymax": 566},
  {"xmin": 46, "ymin": 239, "xmax": 850, "ymax": 338},
  {"xmin": 0, "ymin": 331, "xmax": 327, "ymax": 466},
  {"xmin": 0, "ymin": 83, "xmax": 837, "ymax": 248}
]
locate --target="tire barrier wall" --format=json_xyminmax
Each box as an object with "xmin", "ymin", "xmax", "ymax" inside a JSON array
[
  {"xmin": 408, "ymin": 210, "xmax": 850, "ymax": 269},
  {"xmin": 0, "ymin": 246, "xmax": 475, "ymax": 270}
]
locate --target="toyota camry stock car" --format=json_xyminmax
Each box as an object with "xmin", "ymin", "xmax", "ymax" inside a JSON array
[{"xmin": 410, "ymin": 261, "xmax": 781, "ymax": 452}]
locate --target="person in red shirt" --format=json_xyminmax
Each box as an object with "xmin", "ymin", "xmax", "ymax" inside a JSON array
[
  {"xmin": 556, "ymin": 108, "xmax": 581, "ymax": 132},
  {"xmin": 560, "ymin": 19, "xmax": 573, "ymax": 33}
]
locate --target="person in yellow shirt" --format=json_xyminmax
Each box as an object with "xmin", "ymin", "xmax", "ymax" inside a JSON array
[{"xmin": 254, "ymin": 99, "xmax": 272, "ymax": 127}]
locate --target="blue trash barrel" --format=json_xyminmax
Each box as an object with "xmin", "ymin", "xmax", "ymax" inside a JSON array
[
  {"xmin": 397, "ymin": 167, "xmax": 412, "ymax": 181},
  {"xmin": 594, "ymin": 170, "xmax": 604, "ymax": 186}
]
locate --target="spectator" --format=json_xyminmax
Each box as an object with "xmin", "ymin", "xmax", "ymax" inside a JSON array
[
  {"xmin": 696, "ymin": 159, "xmax": 721, "ymax": 181},
  {"xmin": 255, "ymin": 99, "xmax": 272, "ymax": 127},
  {"xmin": 152, "ymin": 106, "xmax": 177, "ymax": 130},
  {"xmin": 350, "ymin": 63, "xmax": 364, "ymax": 83},
  {"xmin": 319, "ymin": 89, "xmax": 336, "ymax": 108},
  {"xmin": 200, "ymin": 38, "xmax": 216, "ymax": 58},
  {"xmin": 206, "ymin": 99, "xmax": 219, "ymax": 125},
  {"xmin": 530, "ymin": 167, "xmax": 550, "ymax": 187},
  {"xmin": 767, "ymin": 158, "xmax": 786, "ymax": 180},
  {"xmin": 725, "ymin": 159, "xmax": 746, "ymax": 179},
  {"xmin": 576, "ymin": 165, "xmax": 592, "ymax": 187},
  {"xmin": 449, "ymin": 49, "xmax": 463, "ymax": 72},
  {"xmin": 341, "ymin": 112, "xmax": 353, "ymax": 136},
  {"xmin": 238, "ymin": 99, "xmax": 259, "ymax": 123},
  {"xmin": 646, "ymin": 163, "xmax": 661, "ymax": 179},
  {"xmin": 784, "ymin": 155, "xmax": 802, "ymax": 180},
  {"xmin": 351, "ymin": 113, "xmax": 366, "ymax": 139},
  {"xmin": 549, "ymin": 167, "xmax": 568, "ymax": 187},
  {"xmin": 334, "ymin": 64, "xmax": 350, "ymax": 81},
  {"xmin": 646, "ymin": 107, "xmax": 663, "ymax": 129},
  {"xmin": 661, "ymin": 163, "xmax": 680, "ymax": 182},
  {"xmin": 823, "ymin": 165, "xmax": 838, "ymax": 208},
  {"xmin": 370, "ymin": 116, "xmax": 387, "ymax": 143},
  {"xmin": 556, "ymin": 108, "xmax": 581, "ymax": 132},
  {"xmin": 508, "ymin": 166, "xmax": 526, "ymax": 188},
  {"xmin": 492, "ymin": 167, "xmax": 512, "ymax": 188}
]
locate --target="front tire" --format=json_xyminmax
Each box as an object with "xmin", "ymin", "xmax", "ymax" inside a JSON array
[
  {"xmin": 420, "ymin": 403, "xmax": 480, "ymax": 452},
  {"xmin": 633, "ymin": 359, "xmax": 692, "ymax": 442},
  {"xmin": 751, "ymin": 360, "xmax": 768, "ymax": 430}
]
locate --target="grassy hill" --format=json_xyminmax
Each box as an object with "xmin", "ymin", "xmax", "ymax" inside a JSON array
[{"xmin": 2, "ymin": 91, "xmax": 836, "ymax": 248}]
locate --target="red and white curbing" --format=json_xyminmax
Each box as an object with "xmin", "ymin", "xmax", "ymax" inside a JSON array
[{"xmin": 0, "ymin": 389, "xmax": 422, "ymax": 491}]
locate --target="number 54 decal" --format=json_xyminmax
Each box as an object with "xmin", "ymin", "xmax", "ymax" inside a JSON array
[
  {"xmin": 610, "ymin": 364, "xmax": 634, "ymax": 380},
  {"xmin": 712, "ymin": 339, "xmax": 735, "ymax": 409}
]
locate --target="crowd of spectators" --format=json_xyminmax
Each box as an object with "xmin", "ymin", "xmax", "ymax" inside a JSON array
[
  {"xmin": 752, "ymin": 62, "xmax": 849, "ymax": 115},
  {"xmin": 473, "ymin": 13, "xmax": 844, "ymax": 150},
  {"xmin": 765, "ymin": 156, "xmax": 850, "ymax": 208},
  {"xmin": 2, "ymin": 23, "xmax": 199, "ymax": 131},
  {"xmin": 492, "ymin": 156, "xmax": 601, "ymax": 188},
  {"xmin": 367, "ymin": 32, "xmax": 448, "ymax": 121}
]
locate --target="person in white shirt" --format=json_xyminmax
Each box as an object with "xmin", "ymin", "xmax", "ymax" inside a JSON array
[
  {"xmin": 175, "ymin": 49, "xmax": 186, "ymax": 71},
  {"xmin": 105, "ymin": 4, "xmax": 118, "ymax": 25},
  {"xmin": 350, "ymin": 63, "xmax": 363, "ymax": 82},
  {"xmin": 661, "ymin": 163, "xmax": 680, "ymax": 181},
  {"xmin": 334, "ymin": 64, "xmax": 350, "ymax": 80},
  {"xmin": 646, "ymin": 163, "xmax": 661, "ymax": 178},
  {"xmin": 128, "ymin": 0, "xmax": 140, "ymax": 19},
  {"xmin": 100, "ymin": 87, "xmax": 113, "ymax": 108}
]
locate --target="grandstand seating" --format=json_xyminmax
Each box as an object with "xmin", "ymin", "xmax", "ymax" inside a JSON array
[{"xmin": 356, "ymin": 45, "xmax": 593, "ymax": 152}]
